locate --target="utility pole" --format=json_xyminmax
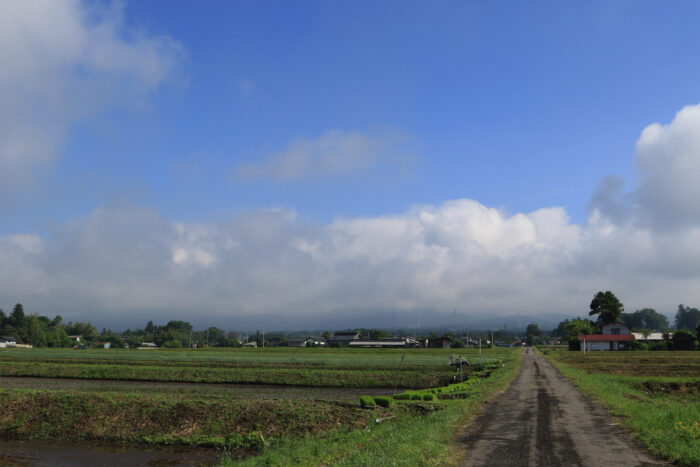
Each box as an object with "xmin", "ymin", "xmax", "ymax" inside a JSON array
[
  {"xmin": 479, "ymin": 338, "xmax": 482, "ymax": 356},
  {"xmin": 262, "ymin": 330, "xmax": 265, "ymax": 348},
  {"xmin": 466, "ymin": 325, "xmax": 470, "ymax": 349}
]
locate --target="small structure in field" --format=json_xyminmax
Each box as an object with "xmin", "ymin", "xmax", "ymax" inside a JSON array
[{"xmin": 288, "ymin": 338, "xmax": 307, "ymax": 347}]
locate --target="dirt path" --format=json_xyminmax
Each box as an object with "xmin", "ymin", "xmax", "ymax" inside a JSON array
[{"xmin": 459, "ymin": 348, "xmax": 663, "ymax": 466}]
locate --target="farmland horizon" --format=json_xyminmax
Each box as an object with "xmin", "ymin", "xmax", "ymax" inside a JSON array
[{"xmin": 0, "ymin": 302, "xmax": 677, "ymax": 335}]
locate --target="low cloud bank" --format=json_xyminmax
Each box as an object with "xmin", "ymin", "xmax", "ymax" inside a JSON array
[{"xmin": 5, "ymin": 100, "xmax": 700, "ymax": 331}]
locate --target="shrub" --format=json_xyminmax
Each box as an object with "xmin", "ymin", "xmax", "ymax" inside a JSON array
[
  {"xmin": 422, "ymin": 393, "xmax": 437, "ymax": 401},
  {"xmin": 410, "ymin": 393, "xmax": 423, "ymax": 401},
  {"xmin": 360, "ymin": 396, "xmax": 376, "ymax": 408},
  {"xmin": 393, "ymin": 392, "xmax": 412, "ymax": 400},
  {"xmin": 672, "ymin": 330, "xmax": 696, "ymax": 350},
  {"xmin": 373, "ymin": 396, "xmax": 394, "ymax": 407}
]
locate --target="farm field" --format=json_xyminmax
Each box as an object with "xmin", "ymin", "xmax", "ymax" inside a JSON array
[
  {"xmin": 0, "ymin": 347, "xmax": 521, "ymax": 465},
  {"xmin": 0, "ymin": 347, "xmax": 488, "ymax": 366},
  {"xmin": 543, "ymin": 349, "xmax": 700, "ymax": 466},
  {"xmin": 0, "ymin": 347, "xmax": 498, "ymax": 388}
]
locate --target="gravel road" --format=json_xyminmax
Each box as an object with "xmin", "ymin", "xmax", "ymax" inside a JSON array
[{"xmin": 459, "ymin": 348, "xmax": 663, "ymax": 466}]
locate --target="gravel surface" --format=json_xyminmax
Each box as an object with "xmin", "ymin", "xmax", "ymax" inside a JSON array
[{"xmin": 459, "ymin": 348, "xmax": 664, "ymax": 467}]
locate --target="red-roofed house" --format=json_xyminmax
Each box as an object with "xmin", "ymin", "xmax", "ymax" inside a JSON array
[
  {"xmin": 579, "ymin": 323, "xmax": 635, "ymax": 351},
  {"xmin": 579, "ymin": 333, "xmax": 635, "ymax": 351}
]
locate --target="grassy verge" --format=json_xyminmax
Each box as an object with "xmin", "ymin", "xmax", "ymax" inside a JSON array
[
  {"xmin": 221, "ymin": 349, "xmax": 522, "ymax": 466},
  {"xmin": 543, "ymin": 351, "xmax": 699, "ymax": 466}
]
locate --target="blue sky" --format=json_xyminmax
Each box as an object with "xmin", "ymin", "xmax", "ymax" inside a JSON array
[
  {"xmin": 2, "ymin": 1, "xmax": 700, "ymax": 329},
  {"xmin": 12, "ymin": 0, "xmax": 700, "ymax": 228}
]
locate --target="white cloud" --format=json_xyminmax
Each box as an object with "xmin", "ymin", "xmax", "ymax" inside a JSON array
[
  {"xmin": 0, "ymin": 0, "xmax": 181, "ymax": 204},
  {"xmin": 3, "ymin": 190, "xmax": 700, "ymax": 328},
  {"xmin": 235, "ymin": 129, "xmax": 414, "ymax": 181},
  {"xmin": 635, "ymin": 103, "xmax": 700, "ymax": 229},
  {"xmin": 591, "ymin": 102, "xmax": 700, "ymax": 231}
]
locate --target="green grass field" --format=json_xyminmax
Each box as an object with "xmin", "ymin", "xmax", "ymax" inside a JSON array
[{"xmin": 543, "ymin": 349, "xmax": 699, "ymax": 466}]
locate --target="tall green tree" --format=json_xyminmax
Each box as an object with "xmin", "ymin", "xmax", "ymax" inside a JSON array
[
  {"xmin": 558, "ymin": 318, "xmax": 596, "ymax": 350},
  {"xmin": 621, "ymin": 308, "xmax": 670, "ymax": 330},
  {"xmin": 525, "ymin": 323, "xmax": 543, "ymax": 346},
  {"xmin": 27, "ymin": 316, "xmax": 46, "ymax": 347},
  {"xmin": 589, "ymin": 291, "xmax": 624, "ymax": 326},
  {"xmin": 674, "ymin": 304, "xmax": 700, "ymax": 330}
]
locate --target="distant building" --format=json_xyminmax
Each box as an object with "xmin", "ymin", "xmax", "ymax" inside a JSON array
[
  {"xmin": 305, "ymin": 336, "xmax": 327, "ymax": 346},
  {"xmin": 265, "ymin": 337, "xmax": 286, "ymax": 347},
  {"xmin": 243, "ymin": 341, "xmax": 257, "ymax": 348},
  {"xmin": 329, "ymin": 331, "xmax": 361, "ymax": 346},
  {"xmin": 427, "ymin": 336, "xmax": 452, "ymax": 349},
  {"xmin": 288, "ymin": 338, "xmax": 307, "ymax": 348},
  {"xmin": 601, "ymin": 323, "xmax": 631, "ymax": 335},
  {"xmin": 349, "ymin": 338, "xmax": 412, "ymax": 348},
  {"xmin": 0, "ymin": 336, "xmax": 17, "ymax": 346}
]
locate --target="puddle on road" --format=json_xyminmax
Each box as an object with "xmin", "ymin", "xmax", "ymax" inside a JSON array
[{"xmin": 0, "ymin": 439, "xmax": 220, "ymax": 466}]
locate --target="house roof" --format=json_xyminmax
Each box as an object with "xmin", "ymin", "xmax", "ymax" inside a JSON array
[{"xmin": 578, "ymin": 334, "xmax": 635, "ymax": 342}]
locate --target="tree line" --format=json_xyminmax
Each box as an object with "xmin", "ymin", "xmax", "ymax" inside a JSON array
[
  {"xmin": 551, "ymin": 291, "xmax": 700, "ymax": 350},
  {"xmin": 0, "ymin": 304, "xmax": 100, "ymax": 348},
  {"xmin": 0, "ymin": 304, "xmax": 245, "ymax": 349}
]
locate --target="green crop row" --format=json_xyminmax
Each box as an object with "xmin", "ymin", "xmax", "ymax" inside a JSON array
[
  {"xmin": 0, "ymin": 360, "xmax": 450, "ymax": 388},
  {"xmin": 388, "ymin": 359, "xmax": 503, "ymax": 403}
]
